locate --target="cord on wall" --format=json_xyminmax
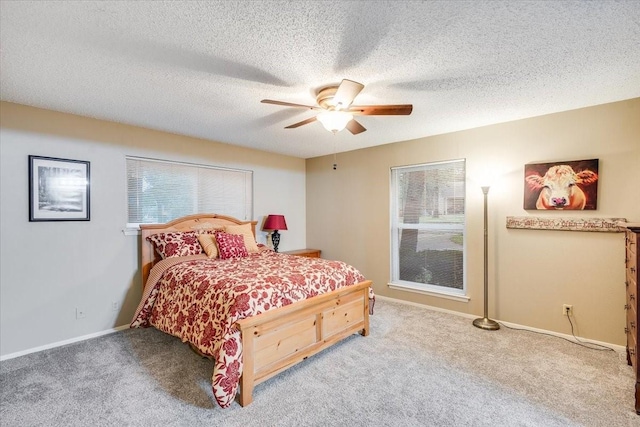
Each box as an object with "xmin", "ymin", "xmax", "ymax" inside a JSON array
[
  {"xmin": 499, "ymin": 314, "xmax": 615, "ymax": 352},
  {"xmin": 564, "ymin": 312, "xmax": 615, "ymax": 352}
]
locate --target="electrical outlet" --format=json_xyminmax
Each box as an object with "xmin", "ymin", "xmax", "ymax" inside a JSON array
[
  {"xmin": 111, "ymin": 301, "xmax": 119, "ymax": 312},
  {"xmin": 76, "ymin": 307, "xmax": 86, "ymax": 319},
  {"xmin": 563, "ymin": 304, "xmax": 573, "ymax": 316}
]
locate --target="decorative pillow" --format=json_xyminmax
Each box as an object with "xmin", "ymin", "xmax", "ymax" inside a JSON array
[
  {"xmin": 224, "ymin": 223, "xmax": 260, "ymax": 253},
  {"xmin": 197, "ymin": 233, "xmax": 220, "ymax": 258},
  {"xmin": 146, "ymin": 231, "xmax": 202, "ymax": 259},
  {"xmin": 215, "ymin": 231, "xmax": 249, "ymax": 260}
]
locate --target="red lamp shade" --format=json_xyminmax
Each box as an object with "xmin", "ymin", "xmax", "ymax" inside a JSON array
[{"xmin": 263, "ymin": 215, "xmax": 288, "ymax": 231}]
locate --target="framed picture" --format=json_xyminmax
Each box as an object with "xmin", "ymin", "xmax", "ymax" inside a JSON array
[
  {"xmin": 29, "ymin": 155, "xmax": 90, "ymax": 221},
  {"xmin": 524, "ymin": 158, "xmax": 599, "ymax": 210}
]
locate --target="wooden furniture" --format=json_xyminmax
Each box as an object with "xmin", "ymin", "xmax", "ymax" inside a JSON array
[
  {"xmin": 625, "ymin": 224, "xmax": 640, "ymax": 414},
  {"xmin": 282, "ymin": 248, "xmax": 321, "ymax": 258},
  {"xmin": 140, "ymin": 213, "xmax": 257, "ymax": 285},
  {"xmin": 140, "ymin": 214, "xmax": 371, "ymax": 407}
]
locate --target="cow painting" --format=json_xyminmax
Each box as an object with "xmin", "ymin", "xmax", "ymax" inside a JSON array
[{"xmin": 524, "ymin": 159, "xmax": 599, "ymax": 210}]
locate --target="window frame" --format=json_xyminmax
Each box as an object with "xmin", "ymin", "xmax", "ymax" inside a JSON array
[{"xmin": 389, "ymin": 159, "xmax": 469, "ymax": 301}]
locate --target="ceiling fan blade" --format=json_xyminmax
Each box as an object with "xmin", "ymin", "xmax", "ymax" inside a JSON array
[
  {"xmin": 346, "ymin": 119, "xmax": 366, "ymax": 135},
  {"xmin": 349, "ymin": 104, "xmax": 413, "ymax": 115},
  {"xmin": 261, "ymin": 99, "xmax": 320, "ymax": 110},
  {"xmin": 333, "ymin": 79, "xmax": 364, "ymax": 109},
  {"xmin": 284, "ymin": 116, "xmax": 318, "ymax": 129}
]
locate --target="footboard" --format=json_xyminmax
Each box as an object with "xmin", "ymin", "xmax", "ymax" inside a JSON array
[{"xmin": 235, "ymin": 279, "xmax": 372, "ymax": 406}]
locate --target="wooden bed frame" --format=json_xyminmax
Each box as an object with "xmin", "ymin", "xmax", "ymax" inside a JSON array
[{"xmin": 140, "ymin": 213, "xmax": 372, "ymax": 407}]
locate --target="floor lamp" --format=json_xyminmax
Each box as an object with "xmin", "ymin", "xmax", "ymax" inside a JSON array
[{"xmin": 473, "ymin": 186, "xmax": 500, "ymax": 330}]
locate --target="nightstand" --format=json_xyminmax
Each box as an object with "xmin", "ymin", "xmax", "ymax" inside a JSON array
[{"xmin": 282, "ymin": 248, "xmax": 321, "ymax": 258}]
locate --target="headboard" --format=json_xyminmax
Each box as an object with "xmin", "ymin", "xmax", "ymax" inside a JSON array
[{"xmin": 140, "ymin": 213, "xmax": 258, "ymax": 288}]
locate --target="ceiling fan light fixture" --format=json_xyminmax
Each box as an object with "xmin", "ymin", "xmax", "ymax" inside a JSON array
[
  {"xmin": 317, "ymin": 111, "xmax": 353, "ymax": 133},
  {"xmin": 262, "ymin": 79, "xmax": 412, "ymax": 135}
]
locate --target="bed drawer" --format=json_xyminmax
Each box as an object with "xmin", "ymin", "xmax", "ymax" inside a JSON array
[
  {"xmin": 237, "ymin": 280, "xmax": 372, "ymax": 406},
  {"xmin": 253, "ymin": 315, "xmax": 319, "ymax": 371},
  {"xmin": 251, "ymin": 293, "xmax": 365, "ymax": 369},
  {"xmin": 322, "ymin": 296, "xmax": 365, "ymax": 337}
]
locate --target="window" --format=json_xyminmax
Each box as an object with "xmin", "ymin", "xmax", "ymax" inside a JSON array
[
  {"xmin": 126, "ymin": 157, "xmax": 252, "ymax": 228},
  {"xmin": 390, "ymin": 159, "xmax": 466, "ymax": 298}
]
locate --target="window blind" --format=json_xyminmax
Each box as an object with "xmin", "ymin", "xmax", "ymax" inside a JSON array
[
  {"xmin": 390, "ymin": 159, "xmax": 466, "ymax": 294},
  {"xmin": 126, "ymin": 157, "xmax": 253, "ymax": 227}
]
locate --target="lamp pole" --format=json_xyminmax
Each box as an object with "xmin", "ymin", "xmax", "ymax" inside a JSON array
[{"xmin": 473, "ymin": 186, "xmax": 500, "ymax": 330}]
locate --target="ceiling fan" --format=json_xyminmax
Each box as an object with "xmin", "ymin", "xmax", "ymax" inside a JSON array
[{"xmin": 261, "ymin": 79, "xmax": 413, "ymax": 135}]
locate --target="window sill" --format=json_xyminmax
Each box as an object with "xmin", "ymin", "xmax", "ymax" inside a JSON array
[
  {"xmin": 387, "ymin": 282, "xmax": 470, "ymax": 303},
  {"xmin": 122, "ymin": 227, "xmax": 140, "ymax": 236}
]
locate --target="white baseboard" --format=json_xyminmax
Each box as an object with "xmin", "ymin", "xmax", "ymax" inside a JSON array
[
  {"xmin": 0, "ymin": 324, "xmax": 130, "ymax": 362},
  {"xmin": 375, "ymin": 295, "xmax": 626, "ymax": 353},
  {"xmin": 3, "ymin": 297, "xmax": 625, "ymax": 361}
]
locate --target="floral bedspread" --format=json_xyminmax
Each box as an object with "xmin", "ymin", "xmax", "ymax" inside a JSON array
[{"xmin": 130, "ymin": 248, "xmax": 369, "ymax": 408}]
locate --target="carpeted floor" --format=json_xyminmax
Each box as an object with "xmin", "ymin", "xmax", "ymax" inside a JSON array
[{"xmin": 1, "ymin": 299, "xmax": 637, "ymax": 426}]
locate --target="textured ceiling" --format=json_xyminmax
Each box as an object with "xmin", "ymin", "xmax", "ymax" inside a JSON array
[{"xmin": 1, "ymin": 1, "xmax": 639, "ymax": 159}]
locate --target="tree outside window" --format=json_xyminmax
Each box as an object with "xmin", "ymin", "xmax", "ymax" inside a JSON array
[{"xmin": 391, "ymin": 160, "xmax": 465, "ymax": 295}]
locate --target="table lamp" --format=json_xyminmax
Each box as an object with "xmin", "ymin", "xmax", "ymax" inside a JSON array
[{"xmin": 263, "ymin": 214, "xmax": 288, "ymax": 252}]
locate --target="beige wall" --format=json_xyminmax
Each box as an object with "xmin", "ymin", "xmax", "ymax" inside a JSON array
[
  {"xmin": 0, "ymin": 102, "xmax": 306, "ymax": 357},
  {"xmin": 306, "ymin": 98, "xmax": 640, "ymax": 345},
  {"xmin": 2, "ymin": 98, "xmax": 637, "ymax": 357}
]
